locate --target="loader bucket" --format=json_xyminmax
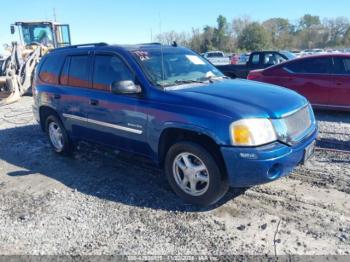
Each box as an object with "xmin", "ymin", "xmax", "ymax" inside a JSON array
[
  {"xmin": 0, "ymin": 43, "xmax": 42, "ymax": 106},
  {"xmin": 0, "ymin": 76, "xmax": 21, "ymax": 106}
]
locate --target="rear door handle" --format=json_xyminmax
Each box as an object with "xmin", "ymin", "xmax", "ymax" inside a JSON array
[
  {"xmin": 53, "ymin": 94, "xmax": 61, "ymax": 99},
  {"xmin": 90, "ymin": 99, "xmax": 99, "ymax": 106},
  {"xmin": 336, "ymin": 82, "xmax": 342, "ymax": 86}
]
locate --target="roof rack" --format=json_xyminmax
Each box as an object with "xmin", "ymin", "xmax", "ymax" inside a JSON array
[
  {"xmin": 136, "ymin": 42, "xmax": 162, "ymax": 46},
  {"xmin": 51, "ymin": 42, "xmax": 108, "ymax": 52}
]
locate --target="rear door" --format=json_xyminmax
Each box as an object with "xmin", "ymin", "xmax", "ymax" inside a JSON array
[
  {"xmin": 331, "ymin": 56, "xmax": 350, "ymax": 109},
  {"xmin": 281, "ymin": 57, "xmax": 333, "ymax": 105},
  {"xmin": 59, "ymin": 52, "xmax": 94, "ymax": 140},
  {"xmin": 37, "ymin": 54, "xmax": 66, "ymax": 111}
]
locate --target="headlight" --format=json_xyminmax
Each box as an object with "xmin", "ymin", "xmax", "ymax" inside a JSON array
[{"xmin": 230, "ymin": 118, "xmax": 277, "ymax": 146}]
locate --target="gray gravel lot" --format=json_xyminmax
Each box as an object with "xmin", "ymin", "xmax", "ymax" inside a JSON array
[{"xmin": 0, "ymin": 96, "xmax": 349, "ymax": 256}]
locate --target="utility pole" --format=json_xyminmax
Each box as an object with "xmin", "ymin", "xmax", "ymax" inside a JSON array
[{"xmin": 53, "ymin": 8, "xmax": 57, "ymax": 22}]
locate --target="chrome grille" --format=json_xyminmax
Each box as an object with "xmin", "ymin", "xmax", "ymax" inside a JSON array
[{"xmin": 283, "ymin": 106, "xmax": 312, "ymax": 141}]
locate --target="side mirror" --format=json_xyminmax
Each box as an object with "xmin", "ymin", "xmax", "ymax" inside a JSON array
[
  {"xmin": 111, "ymin": 80, "xmax": 141, "ymax": 95},
  {"xmin": 10, "ymin": 25, "xmax": 15, "ymax": 34}
]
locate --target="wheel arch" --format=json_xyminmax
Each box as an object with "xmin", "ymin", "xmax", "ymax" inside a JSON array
[
  {"xmin": 158, "ymin": 127, "xmax": 227, "ymax": 178},
  {"xmin": 39, "ymin": 105, "xmax": 61, "ymax": 131}
]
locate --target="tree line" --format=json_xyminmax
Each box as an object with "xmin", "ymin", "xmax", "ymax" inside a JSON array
[{"xmin": 156, "ymin": 14, "xmax": 350, "ymax": 53}]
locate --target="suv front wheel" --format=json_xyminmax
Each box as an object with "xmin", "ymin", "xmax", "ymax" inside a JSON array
[{"xmin": 165, "ymin": 141, "xmax": 229, "ymax": 206}]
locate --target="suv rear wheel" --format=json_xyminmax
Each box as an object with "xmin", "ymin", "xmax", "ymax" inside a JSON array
[
  {"xmin": 165, "ymin": 141, "xmax": 229, "ymax": 206},
  {"xmin": 45, "ymin": 115, "xmax": 72, "ymax": 155}
]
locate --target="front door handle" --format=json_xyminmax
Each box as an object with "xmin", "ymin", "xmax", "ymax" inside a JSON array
[
  {"xmin": 90, "ymin": 99, "xmax": 99, "ymax": 106},
  {"xmin": 53, "ymin": 94, "xmax": 61, "ymax": 99}
]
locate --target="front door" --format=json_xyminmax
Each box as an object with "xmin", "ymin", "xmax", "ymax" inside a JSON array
[
  {"xmin": 281, "ymin": 57, "xmax": 333, "ymax": 105},
  {"xmin": 331, "ymin": 56, "xmax": 350, "ymax": 109},
  {"xmin": 84, "ymin": 53, "xmax": 150, "ymax": 157}
]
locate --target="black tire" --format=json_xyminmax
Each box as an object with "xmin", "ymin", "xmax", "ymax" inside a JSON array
[
  {"xmin": 45, "ymin": 115, "xmax": 72, "ymax": 155},
  {"xmin": 165, "ymin": 141, "xmax": 229, "ymax": 206}
]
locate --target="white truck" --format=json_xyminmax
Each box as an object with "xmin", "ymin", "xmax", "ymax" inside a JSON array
[{"xmin": 203, "ymin": 51, "xmax": 230, "ymax": 66}]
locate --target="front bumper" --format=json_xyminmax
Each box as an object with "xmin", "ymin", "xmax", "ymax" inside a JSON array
[{"xmin": 220, "ymin": 128, "xmax": 318, "ymax": 187}]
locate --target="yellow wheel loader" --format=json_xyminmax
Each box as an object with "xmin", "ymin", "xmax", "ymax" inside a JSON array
[{"xmin": 0, "ymin": 21, "xmax": 71, "ymax": 105}]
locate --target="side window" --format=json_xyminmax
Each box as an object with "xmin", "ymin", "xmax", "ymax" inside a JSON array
[
  {"xmin": 56, "ymin": 25, "xmax": 71, "ymax": 47},
  {"xmin": 93, "ymin": 55, "xmax": 134, "ymax": 91},
  {"xmin": 284, "ymin": 60, "xmax": 302, "ymax": 73},
  {"xmin": 302, "ymin": 58, "xmax": 332, "ymax": 74},
  {"xmin": 263, "ymin": 53, "xmax": 286, "ymax": 65},
  {"xmin": 68, "ymin": 55, "xmax": 90, "ymax": 88},
  {"xmin": 39, "ymin": 55, "xmax": 65, "ymax": 84},
  {"xmin": 251, "ymin": 54, "xmax": 260, "ymax": 64},
  {"xmin": 344, "ymin": 59, "xmax": 350, "ymax": 74},
  {"xmin": 285, "ymin": 58, "xmax": 332, "ymax": 74},
  {"xmin": 333, "ymin": 57, "xmax": 350, "ymax": 75}
]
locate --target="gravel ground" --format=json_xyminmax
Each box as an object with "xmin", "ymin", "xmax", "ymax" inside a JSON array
[{"xmin": 0, "ymin": 96, "xmax": 349, "ymax": 256}]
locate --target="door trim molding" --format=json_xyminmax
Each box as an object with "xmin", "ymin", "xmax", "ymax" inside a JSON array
[{"xmin": 62, "ymin": 113, "xmax": 143, "ymax": 134}]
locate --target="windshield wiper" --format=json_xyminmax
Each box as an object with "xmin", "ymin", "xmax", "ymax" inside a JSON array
[
  {"xmin": 201, "ymin": 75, "xmax": 229, "ymax": 82},
  {"xmin": 158, "ymin": 79, "xmax": 206, "ymax": 89},
  {"xmin": 174, "ymin": 79, "xmax": 205, "ymax": 84}
]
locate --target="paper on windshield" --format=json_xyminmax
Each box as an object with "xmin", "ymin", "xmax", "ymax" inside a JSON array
[{"xmin": 186, "ymin": 55, "xmax": 206, "ymax": 65}]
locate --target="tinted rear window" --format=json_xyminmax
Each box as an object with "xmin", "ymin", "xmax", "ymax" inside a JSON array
[
  {"xmin": 251, "ymin": 54, "xmax": 260, "ymax": 64},
  {"xmin": 285, "ymin": 57, "xmax": 332, "ymax": 74},
  {"xmin": 39, "ymin": 55, "xmax": 65, "ymax": 84},
  {"xmin": 67, "ymin": 55, "xmax": 90, "ymax": 88},
  {"xmin": 59, "ymin": 57, "xmax": 70, "ymax": 85},
  {"xmin": 333, "ymin": 57, "xmax": 350, "ymax": 75}
]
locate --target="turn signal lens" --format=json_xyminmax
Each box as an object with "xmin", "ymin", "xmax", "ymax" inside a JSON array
[{"xmin": 233, "ymin": 125, "xmax": 251, "ymax": 144}]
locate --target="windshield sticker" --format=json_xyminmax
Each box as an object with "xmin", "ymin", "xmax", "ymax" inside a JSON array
[
  {"xmin": 205, "ymin": 71, "xmax": 215, "ymax": 78},
  {"xmin": 133, "ymin": 51, "xmax": 150, "ymax": 61},
  {"xmin": 186, "ymin": 55, "xmax": 206, "ymax": 65}
]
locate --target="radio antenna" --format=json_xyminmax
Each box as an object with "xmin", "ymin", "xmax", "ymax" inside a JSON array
[{"xmin": 53, "ymin": 8, "xmax": 57, "ymax": 22}]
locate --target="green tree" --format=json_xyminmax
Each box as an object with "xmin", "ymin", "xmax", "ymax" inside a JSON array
[
  {"xmin": 237, "ymin": 22, "xmax": 271, "ymax": 51},
  {"xmin": 296, "ymin": 14, "xmax": 324, "ymax": 49},
  {"xmin": 214, "ymin": 15, "xmax": 228, "ymax": 49},
  {"xmin": 262, "ymin": 18, "xmax": 293, "ymax": 49},
  {"xmin": 299, "ymin": 14, "xmax": 321, "ymax": 30},
  {"xmin": 202, "ymin": 26, "xmax": 215, "ymax": 51},
  {"xmin": 189, "ymin": 28, "xmax": 203, "ymax": 52}
]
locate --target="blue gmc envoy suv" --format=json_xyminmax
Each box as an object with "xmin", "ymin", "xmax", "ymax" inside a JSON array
[{"xmin": 33, "ymin": 43, "xmax": 317, "ymax": 206}]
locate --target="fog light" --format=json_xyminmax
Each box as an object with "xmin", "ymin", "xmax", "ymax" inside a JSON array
[{"xmin": 267, "ymin": 164, "xmax": 283, "ymax": 179}]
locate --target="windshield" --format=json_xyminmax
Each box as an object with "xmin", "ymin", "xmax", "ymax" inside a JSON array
[
  {"xmin": 280, "ymin": 51, "xmax": 296, "ymax": 60},
  {"xmin": 21, "ymin": 24, "xmax": 54, "ymax": 46},
  {"xmin": 131, "ymin": 47, "xmax": 224, "ymax": 87},
  {"xmin": 207, "ymin": 52, "xmax": 224, "ymax": 58}
]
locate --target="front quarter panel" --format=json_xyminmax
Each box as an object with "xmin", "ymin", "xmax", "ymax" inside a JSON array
[{"xmin": 139, "ymin": 92, "xmax": 233, "ymax": 160}]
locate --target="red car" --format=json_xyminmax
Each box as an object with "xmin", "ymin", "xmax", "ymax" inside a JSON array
[{"xmin": 247, "ymin": 54, "xmax": 350, "ymax": 111}]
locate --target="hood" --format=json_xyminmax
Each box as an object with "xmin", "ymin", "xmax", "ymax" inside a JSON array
[{"xmin": 171, "ymin": 79, "xmax": 308, "ymax": 119}]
